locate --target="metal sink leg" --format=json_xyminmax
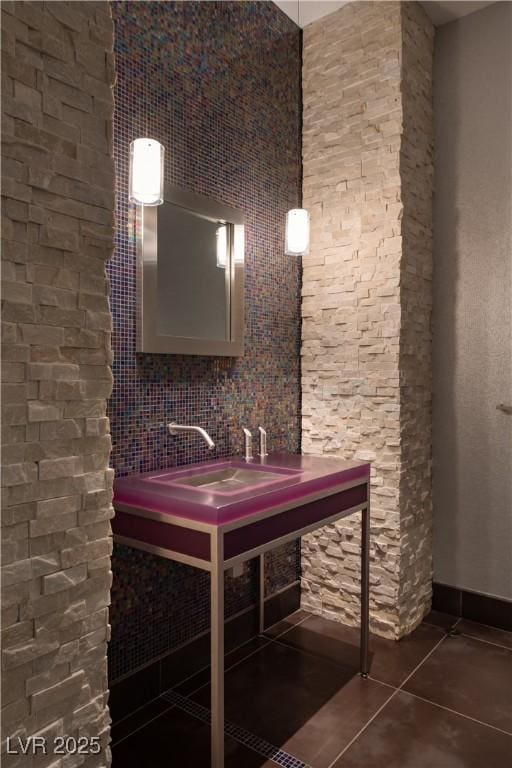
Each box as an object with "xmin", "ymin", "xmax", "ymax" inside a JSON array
[
  {"xmin": 360, "ymin": 498, "xmax": 370, "ymax": 677},
  {"xmin": 211, "ymin": 532, "xmax": 224, "ymax": 768}
]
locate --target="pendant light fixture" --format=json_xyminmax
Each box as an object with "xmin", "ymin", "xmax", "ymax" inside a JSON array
[{"xmin": 285, "ymin": 208, "xmax": 310, "ymax": 256}]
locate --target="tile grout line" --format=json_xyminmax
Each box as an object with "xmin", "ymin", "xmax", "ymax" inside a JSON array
[
  {"xmin": 325, "ymin": 624, "xmax": 455, "ymax": 768},
  {"xmin": 396, "ymin": 619, "xmax": 460, "ymax": 690},
  {"xmin": 112, "ymin": 611, "xmax": 309, "ymax": 738},
  {"xmin": 111, "ymin": 703, "xmax": 176, "ymax": 748},
  {"xmin": 110, "ymin": 694, "xmax": 166, "ymax": 730},
  {"xmin": 325, "ymin": 688, "xmax": 398, "ymax": 768},
  {"xmin": 112, "ymin": 614, "xmax": 512, "ymax": 762},
  {"xmin": 177, "ymin": 611, "xmax": 312, "ymax": 698},
  {"xmin": 426, "ymin": 615, "xmax": 512, "ymax": 645},
  {"xmin": 268, "ymin": 610, "xmax": 313, "ymax": 643},
  {"xmin": 163, "ymin": 688, "xmax": 313, "ymax": 768},
  {"xmin": 174, "ymin": 636, "xmax": 271, "ymax": 694},
  {"xmin": 229, "ymin": 612, "xmax": 313, "ymax": 669},
  {"xmin": 178, "ymin": 611, "xmax": 306, "ymax": 692},
  {"xmin": 116, "ymin": 612, "xmax": 509, "ymax": 734},
  {"xmin": 154, "ymin": 613, "xmax": 315, "ymax": 766},
  {"xmin": 180, "ymin": 616, "xmax": 457, "ymax": 767},
  {"xmin": 458, "ymin": 631, "xmax": 512, "ymax": 653},
  {"xmin": 367, "ymin": 676, "xmax": 396, "ymax": 690},
  {"xmin": 114, "ymin": 616, "xmax": 512, "ymax": 765},
  {"xmin": 462, "ymin": 619, "xmax": 512, "ymax": 637},
  {"xmin": 413, "ymin": 617, "xmax": 512, "ymax": 653},
  {"xmin": 401, "ymin": 689, "xmax": 512, "ymax": 738},
  {"xmin": 269, "ymin": 633, "xmax": 362, "ymax": 674}
]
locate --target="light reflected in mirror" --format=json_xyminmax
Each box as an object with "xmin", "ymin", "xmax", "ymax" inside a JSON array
[
  {"xmin": 137, "ymin": 185, "xmax": 244, "ymax": 356},
  {"xmin": 216, "ymin": 224, "xmax": 228, "ymax": 269},
  {"xmin": 157, "ymin": 203, "xmax": 230, "ymax": 341}
]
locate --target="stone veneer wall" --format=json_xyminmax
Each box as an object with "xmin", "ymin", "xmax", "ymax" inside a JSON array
[
  {"xmin": 301, "ymin": 1, "xmax": 433, "ymax": 639},
  {"xmin": 1, "ymin": 2, "xmax": 115, "ymax": 765}
]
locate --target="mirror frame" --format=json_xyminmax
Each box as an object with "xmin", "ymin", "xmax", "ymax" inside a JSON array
[{"xmin": 136, "ymin": 184, "xmax": 245, "ymax": 356}]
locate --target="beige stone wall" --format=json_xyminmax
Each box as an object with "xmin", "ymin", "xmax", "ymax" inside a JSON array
[
  {"xmin": 1, "ymin": 2, "xmax": 115, "ymax": 764},
  {"xmin": 301, "ymin": 1, "xmax": 433, "ymax": 638},
  {"xmin": 397, "ymin": 1, "xmax": 434, "ymax": 632}
]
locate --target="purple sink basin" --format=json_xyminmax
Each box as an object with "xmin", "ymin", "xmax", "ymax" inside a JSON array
[
  {"xmin": 145, "ymin": 461, "xmax": 302, "ymax": 496},
  {"xmin": 113, "ymin": 454, "xmax": 371, "ymax": 566},
  {"xmin": 113, "ymin": 454, "xmax": 371, "ymax": 528}
]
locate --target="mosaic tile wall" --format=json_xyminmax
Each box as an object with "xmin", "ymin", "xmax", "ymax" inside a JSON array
[{"xmin": 108, "ymin": 1, "xmax": 302, "ymax": 682}]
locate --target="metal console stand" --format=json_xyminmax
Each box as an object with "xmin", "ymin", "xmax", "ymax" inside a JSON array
[{"xmin": 209, "ymin": 497, "xmax": 371, "ymax": 767}]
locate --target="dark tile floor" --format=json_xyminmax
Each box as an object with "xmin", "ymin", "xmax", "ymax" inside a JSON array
[{"xmin": 111, "ymin": 609, "xmax": 512, "ymax": 767}]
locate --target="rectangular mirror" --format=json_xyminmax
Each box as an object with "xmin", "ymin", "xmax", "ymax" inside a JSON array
[{"xmin": 137, "ymin": 185, "xmax": 244, "ymax": 356}]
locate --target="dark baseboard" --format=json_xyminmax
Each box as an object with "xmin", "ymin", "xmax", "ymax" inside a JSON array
[
  {"xmin": 109, "ymin": 581, "xmax": 301, "ymax": 723},
  {"xmin": 432, "ymin": 581, "xmax": 512, "ymax": 632}
]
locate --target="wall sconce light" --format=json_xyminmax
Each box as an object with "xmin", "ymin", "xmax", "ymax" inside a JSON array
[
  {"xmin": 216, "ymin": 223, "xmax": 227, "ymax": 268},
  {"xmin": 129, "ymin": 138, "xmax": 164, "ymax": 206},
  {"xmin": 285, "ymin": 208, "xmax": 310, "ymax": 256}
]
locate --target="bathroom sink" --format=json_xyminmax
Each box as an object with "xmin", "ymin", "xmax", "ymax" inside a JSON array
[
  {"xmin": 113, "ymin": 453, "xmax": 371, "ymax": 528},
  {"xmin": 145, "ymin": 461, "xmax": 302, "ymax": 496},
  {"xmin": 170, "ymin": 467, "xmax": 288, "ymax": 492}
]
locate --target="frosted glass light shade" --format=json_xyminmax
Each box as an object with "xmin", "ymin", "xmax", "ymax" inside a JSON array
[
  {"xmin": 129, "ymin": 138, "xmax": 164, "ymax": 206},
  {"xmin": 285, "ymin": 208, "xmax": 310, "ymax": 256}
]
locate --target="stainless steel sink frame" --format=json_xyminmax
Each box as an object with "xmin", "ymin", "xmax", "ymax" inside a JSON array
[{"xmin": 114, "ymin": 479, "xmax": 370, "ymax": 768}]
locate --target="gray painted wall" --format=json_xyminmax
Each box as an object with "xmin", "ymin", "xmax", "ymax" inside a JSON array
[{"xmin": 433, "ymin": 2, "xmax": 512, "ymax": 600}]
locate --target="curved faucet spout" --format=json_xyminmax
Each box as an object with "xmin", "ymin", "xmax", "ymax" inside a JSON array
[{"xmin": 167, "ymin": 423, "xmax": 215, "ymax": 450}]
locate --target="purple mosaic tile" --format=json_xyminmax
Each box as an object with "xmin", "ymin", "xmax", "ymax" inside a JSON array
[{"xmin": 108, "ymin": 1, "xmax": 302, "ymax": 682}]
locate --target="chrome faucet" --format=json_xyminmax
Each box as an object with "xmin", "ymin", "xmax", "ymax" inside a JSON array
[
  {"xmin": 258, "ymin": 426, "xmax": 268, "ymax": 458},
  {"xmin": 167, "ymin": 422, "xmax": 215, "ymax": 450},
  {"xmin": 242, "ymin": 428, "xmax": 253, "ymax": 461}
]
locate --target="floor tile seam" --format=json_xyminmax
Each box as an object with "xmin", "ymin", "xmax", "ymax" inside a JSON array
[
  {"xmin": 324, "ymin": 687, "xmax": 399, "ymax": 768},
  {"xmin": 271, "ymin": 611, "xmax": 313, "ymax": 640},
  {"xmin": 173, "ymin": 638, "xmax": 272, "ymax": 695},
  {"xmin": 398, "ymin": 617, "xmax": 512, "ymax": 736},
  {"xmin": 367, "ymin": 676, "xmax": 396, "ymax": 691},
  {"xmin": 111, "ymin": 636, "xmax": 274, "ymax": 731},
  {"xmin": 429, "ymin": 613, "xmax": 512, "ymax": 640},
  {"xmin": 173, "ymin": 611, "xmax": 310, "ymax": 697},
  {"xmin": 422, "ymin": 618, "xmax": 457, "ymax": 630},
  {"xmin": 458, "ymin": 617, "xmax": 512, "ymax": 637},
  {"xmin": 268, "ymin": 621, "xmax": 447, "ymax": 685},
  {"xmin": 399, "ymin": 688, "xmax": 512, "ymax": 738},
  {"xmin": 323, "ymin": 630, "xmax": 453, "ymax": 767},
  {"xmin": 395, "ymin": 622, "xmax": 459, "ymax": 692},
  {"xmin": 163, "ymin": 689, "xmax": 313, "ymax": 768},
  {"xmin": 180, "ymin": 639, "xmax": 275, "ymax": 698},
  {"xmin": 178, "ymin": 613, "xmax": 312, "ymax": 697},
  {"xmin": 268, "ymin": 634, "xmax": 363, "ymax": 675},
  {"xmin": 111, "ymin": 703, "xmax": 176, "ymax": 748},
  {"xmin": 110, "ymin": 692, "xmax": 167, "ymax": 729},
  {"xmin": 459, "ymin": 630, "xmax": 512, "ymax": 652}
]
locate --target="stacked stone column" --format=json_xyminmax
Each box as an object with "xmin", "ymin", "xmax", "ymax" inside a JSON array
[
  {"xmin": 301, "ymin": 1, "xmax": 434, "ymax": 639},
  {"xmin": 1, "ymin": 2, "xmax": 115, "ymax": 764}
]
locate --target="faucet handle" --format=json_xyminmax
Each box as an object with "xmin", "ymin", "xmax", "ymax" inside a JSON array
[
  {"xmin": 242, "ymin": 428, "xmax": 253, "ymax": 461},
  {"xmin": 258, "ymin": 426, "xmax": 268, "ymax": 458}
]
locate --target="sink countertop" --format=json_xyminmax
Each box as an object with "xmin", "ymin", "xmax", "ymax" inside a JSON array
[{"xmin": 113, "ymin": 453, "xmax": 370, "ymax": 529}]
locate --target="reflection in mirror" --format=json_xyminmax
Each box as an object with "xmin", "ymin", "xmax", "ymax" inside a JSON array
[
  {"xmin": 137, "ymin": 185, "xmax": 244, "ymax": 356},
  {"xmin": 157, "ymin": 203, "xmax": 230, "ymax": 341}
]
